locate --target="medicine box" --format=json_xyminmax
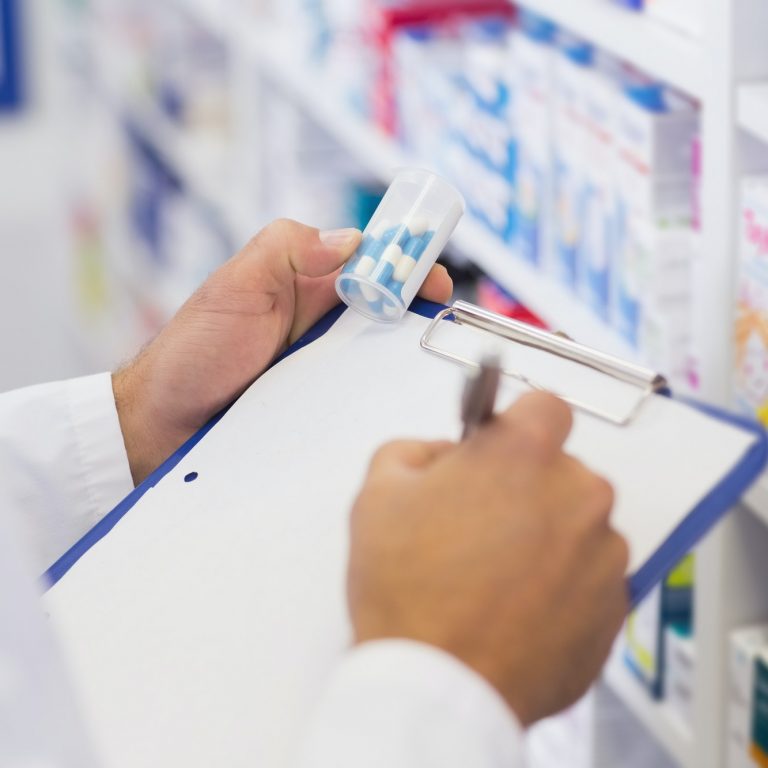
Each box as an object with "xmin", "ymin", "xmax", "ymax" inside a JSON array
[
  {"xmin": 552, "ymin": 36, "xmax": 593, "ymax": 287},
  {"xmin": 614, "ymin": 211, "xmax": 693, "ymax": 371},
  {"xmin": 453, "ymin": 19, "xmax": 518, "ymax": 243},
  {"xmin": 624, "ymin": 554, "xmax": 694, "ymax": 698},
  {"xmin": 393, "ymin": 25, "xmax": 462, "ymax": 170},
  {"xmin": 580, "ymin": 52, "xmax": 621, "ymax": 319},
  {"xmin": 459, "ymin": 19, "xmax": 516, "ymax": 175},
  {"xmin": 752, "ymin": 651, "xmax": 768, "ymax": 767},
  {"xmin": 614, "ymin": 84, "xmax": 698, "ymax": 223},
  {"xmin": 664, "ymin": 623, "xmax": 695, "ymax": 731},
  {"xmin": 735, "ymin": 177, "xmax": 768, "ymax": 426},
  {"xmin": 513, "ymin": 11, "xmax": 557, "ymax": 266},
  {"xmin": 613, "ymin": 84, "xmax": 697, "ymax": 358},
  {"xmin": 729, "ymin": 627, "xmax": 768, "ymax": 768}
]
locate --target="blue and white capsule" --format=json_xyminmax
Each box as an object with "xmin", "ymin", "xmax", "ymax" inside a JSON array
[{"xmin": 335, "ymin": 169, "xmax": 465, "ymax": 322}]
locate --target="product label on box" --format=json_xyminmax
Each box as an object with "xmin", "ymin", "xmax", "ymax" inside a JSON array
[
  {"xmin": 517, "ymin": 158, "xmax": 544, "ymax": 263},
  {"xmin": 730, "ymin": 628, "xmax": 768, "ymax": 768},
  {"xmin": 752, "ymin": 657, "xmax": 768, "ymax": 767},
  {"xmin": 553, "ymin": 52, "xmax": 591, "ymax": 287},
  {"xmin": 580, "ymin": 69, "xmax": 616, "ymax": 315},
  {"xmin": 735, "ymin": 180, "xmax": 768, "ymax": 425},
  {"xmin": 514, "ymin": 31, "xmax": 553, "ymax": 266},
  {"xmin": 614, "ymin": 95, "xmax": 697, "ymax": 222}
]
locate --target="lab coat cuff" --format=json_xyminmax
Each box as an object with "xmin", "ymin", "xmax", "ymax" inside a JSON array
[
  {"xmin": 304, "ymin": 639, "xmax": 524, "ymax": 767},
  {"xmin": 66, "ymin": 372, "xmax": 134, "ymax": 527}
]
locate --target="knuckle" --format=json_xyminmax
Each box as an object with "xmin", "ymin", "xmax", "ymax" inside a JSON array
[
  {"xmin": 515, "ymin": 420, "xmax": 554, "ymax": 457},
  {"xmin": 369, "ymin": 442, "xmax": 394, "ymax": 468},
  {"xmin": 521, "ymin": 391, "xmax": 573, "ymax": 431},
  {"xmin": 576, "ymin": 470, "xmax": 614, "ymax": 522},
  {"xmin": 369, "ymin": 440, "xmax": 406, "ymax": 472},
  {"xmin": 612, "ymin": 531, "xmax": 631, "ymax": 573},
  {"xmin": 248, "ymin": 218, "xmax": 294, "ymax": 250},
  {"xmin": 270, "ymin": 217, "xmax": 297, "ymax": 235},
  {"xmin": 267, "ymin": 216, "xmax": 296, "ymax": 233},
  {"xmin": 547, "ymin": 392, "xmax": 574, "ymax": 428},
  {"xmin": 589, "ymin": 474, "xmax": 615, "ymax": 511}
]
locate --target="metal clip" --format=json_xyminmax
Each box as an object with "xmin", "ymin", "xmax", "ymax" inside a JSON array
[{"xmin": 420, "ymin": 301, "xmax": 668, "ymax": 426}]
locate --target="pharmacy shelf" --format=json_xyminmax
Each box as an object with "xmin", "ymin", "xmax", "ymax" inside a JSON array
[
  {"xmin": 173, "ymin": 0, "xmax": 228, "ymax": 38},
  {"xmin": 124, "ymin": 103, "xmax": 230, "ymax": 210},
  {"xmin": 744, "ymin": 473, "xmax": 768, "ymax": 526},
  {"xmin": 515, "ymin": 0, "xmax": 704, "ymax": 99},
  {"xmin": 118, "ymin": 99, "xmax": 258, "ymax": 245},
  {"xmin": 177, "ymin": 0, "xmax": 705, "ymax": 100},
  {"xmin": 242, "ymin": 25, "xmax": 640, "ymax": 360},
  {"xmin": 455, "ymin": 219, "xmax": 640, "ymax": 356},
  {"xmin": 604, "ymin": 649, "xmax": 694, "ymax": 767},
  {"xmin": 738, "ymin": 83, "xmax": 768, "ymax": 144}
]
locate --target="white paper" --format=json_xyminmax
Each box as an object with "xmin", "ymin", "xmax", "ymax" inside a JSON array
[{"xmin": 45, "ymin": 310, "xmax": 756, "ymax": 768}]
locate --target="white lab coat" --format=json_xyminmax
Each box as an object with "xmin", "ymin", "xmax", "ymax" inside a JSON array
[{"xmin": 0, "ymin": 373, "xmax": 524, "ymax": 767}]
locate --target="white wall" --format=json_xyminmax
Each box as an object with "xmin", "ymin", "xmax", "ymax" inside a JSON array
[{"xmin": 0, "ymin": 0, "xmax": 91, "ymax": 391}]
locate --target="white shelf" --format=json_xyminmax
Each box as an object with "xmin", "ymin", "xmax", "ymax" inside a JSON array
[
  {"xmin": 738, "ymin": 83, "xmax": 768, "ymax": 144},
  {"xmin": 516, "ymin": 0, "xmax": 704, "ymax": 99},
  {"xmin": 177, "ymin": 0, "xmax": 705, "ymax": 100},
  {"xmin": 604, "ymin": 649, "xmax": 694, "ymax": 767},
  {"xmin": 124, "ymin": 103, "xmax": 231, "ymax": 207},
  {"xmin": 454, "ymin": 219, "xmax": 639, "ymax": 357},
  {"xmin": 744, "ymin": 471, "xmax": 768, "ymax": 525}
]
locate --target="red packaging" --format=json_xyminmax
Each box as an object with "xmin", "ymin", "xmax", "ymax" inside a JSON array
[{"xmin": 365, "ymin": 0, "xmax": 515, "ymax": 133}]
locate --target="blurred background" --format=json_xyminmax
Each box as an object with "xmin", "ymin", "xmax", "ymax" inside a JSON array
[
  {"xmin": 0, "ymin": 0, "xmax": 705, "ymax": 396},
  {"xmin": 8, "ymin": 2, "xmax": 768, "ymax": 767}
]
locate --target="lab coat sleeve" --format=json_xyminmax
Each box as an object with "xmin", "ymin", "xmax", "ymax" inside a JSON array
[
  {"xmin": 301, "ymin": 640, "xmax": 525, "ymax": 768},
  {"xmin": 0, "ymin": 373, "xmax": 134, "ymax": 573}
]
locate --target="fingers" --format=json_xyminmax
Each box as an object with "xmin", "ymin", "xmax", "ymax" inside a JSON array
[
  {"xmin": 243, "ymin": 219, "xmax": 362, "ymax": 292},
  {"xmin": 370, "ymin": 439, "xmax": 455, "ymax": 474},
  {"xmin": 244, "ymin": 219, "xmax": 451, "ymax": 306},
  {"xmin": 474, "ymin": 391, "xmax": 574, "ymax": 460},
  {"xmin": 292, "ymin": 260, "xmax": 452, "ymax": 345},
  {"xmin": 563, "ymin": 458, "xmax": 615, "ymax": 529},
  {"xmin": 417, "ymin": 264, "xmax": 453, "ymax": 305}
]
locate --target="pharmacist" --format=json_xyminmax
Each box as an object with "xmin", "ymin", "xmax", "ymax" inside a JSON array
[{"xmin": 0, "ymin": 219, "xmax": 628, "ymax": 767}]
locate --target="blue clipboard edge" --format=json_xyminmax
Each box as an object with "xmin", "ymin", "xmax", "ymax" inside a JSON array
[
  {"xmin": 627, "ymin": 400, "xmax": 768, "ymax": 606},
  {"xmin": 45, "ymin": 299, "xmax": 768, "ymax": 609},
  {"xmin": 0, "ymin": 0, "xmax": 23, "ymax": 110}
]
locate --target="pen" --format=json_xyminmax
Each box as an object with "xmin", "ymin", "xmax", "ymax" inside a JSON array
[{"xmin": 461, "ymin": 355, "xmax": 501, "ymax": 440}]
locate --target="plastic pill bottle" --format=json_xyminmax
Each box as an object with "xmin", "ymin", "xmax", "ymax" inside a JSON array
[{"xmin": 336, "ymin": 168, "xmax": 465, "ymax": 322}]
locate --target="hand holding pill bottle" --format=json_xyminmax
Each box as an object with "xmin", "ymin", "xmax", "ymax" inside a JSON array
[{"xmin": 336, "ymin": 169, "xmax": 465, "ymax": 322}]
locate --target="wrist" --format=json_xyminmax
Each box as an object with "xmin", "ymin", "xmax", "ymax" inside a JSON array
[
  {"xmin": 353, "ymin": 624, "xmax": 535, "ymax": 727},
  {"xmin": 112, "ymin": 362, "xmax": 174, "ymax": 485}
]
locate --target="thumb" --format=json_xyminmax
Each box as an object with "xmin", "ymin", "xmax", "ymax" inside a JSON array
[
  {"xmin": 472, "ymin": 391, "xmax": 573, "ymax": 460},
  {"xmin": 239, "ymin": 219, "xmax": 362, "ymax": 291},
  {"xmin": 370, "ymin": 439, "xmax": 455, "ymax": 476}
]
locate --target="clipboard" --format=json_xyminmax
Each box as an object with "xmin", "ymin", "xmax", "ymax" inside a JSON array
[
  {"xmin": 41, "ymin": 298, "xmax": 768, "ymax": 768},
  {"xmin": 46, "ymin": 298, "xmax": 768, "ymax": 607},
  {"xmin": 0, "ymin": 0, "xmax": 23, "ymax": 111}
]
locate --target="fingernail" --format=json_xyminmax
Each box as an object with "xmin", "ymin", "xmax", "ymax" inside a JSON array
[{"xmin": 319, "ymin": 228, "xmax": 361, "ymax": 249}]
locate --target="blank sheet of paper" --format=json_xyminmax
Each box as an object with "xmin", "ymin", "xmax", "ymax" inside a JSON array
[{"xmin": 45, "ymin": 310, "xmax": 756, "ymax": 768}]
